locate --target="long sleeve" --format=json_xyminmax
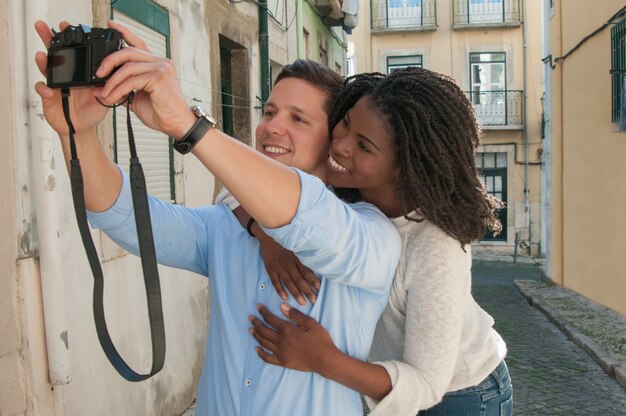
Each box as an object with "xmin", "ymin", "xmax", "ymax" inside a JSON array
[
  {"xmin": 263, "ymin": 169, "xmax": 401, "ymax": 295},
  {"xmin": 365, "ymin": 219, "xmax": 505, "ymax": 415},
  {"xmin": 87, "ymin": 167, "xmax": 212, "ymax": 276}
]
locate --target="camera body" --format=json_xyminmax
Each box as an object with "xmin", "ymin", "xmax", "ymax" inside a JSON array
[{"xmin": 47, "ymin": 24, "xmax": 123, "ymax": 89}]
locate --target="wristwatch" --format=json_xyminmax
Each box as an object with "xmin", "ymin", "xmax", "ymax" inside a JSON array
[{"xmin": 173, "ymin": 105, "xmax": 217, "ymax": 154}]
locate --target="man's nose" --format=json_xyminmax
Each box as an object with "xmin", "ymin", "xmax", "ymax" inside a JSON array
[{"xmin": 266, "ymin": 113, "xmax": 287, "ymax": 136}]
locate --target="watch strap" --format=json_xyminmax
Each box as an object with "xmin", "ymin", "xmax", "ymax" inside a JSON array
[{"xmin": 173, "ymin": 113, "xmax": 214, "ymax": 154}]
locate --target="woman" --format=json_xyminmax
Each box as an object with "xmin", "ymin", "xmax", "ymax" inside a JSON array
[{"xmin": 248, "ymin": 69, "xmax": 512, "ymax": 415}]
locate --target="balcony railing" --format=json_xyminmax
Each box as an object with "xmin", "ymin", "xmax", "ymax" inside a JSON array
[
  {"xmin": 371, "ymin": 0, "xmax": 437, "ymax": 31},
  {"xmin": 465, "ymin": 90, "xmax": 523, "ymax": 127},
  {"xmin": 453, "ymin": 0, "xmax": 520, "ymax": 27}
]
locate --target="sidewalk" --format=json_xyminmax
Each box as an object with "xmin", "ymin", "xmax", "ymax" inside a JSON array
[{"xmin": 514, "ymin": 278, "xmax": 626, "ymax": 392}]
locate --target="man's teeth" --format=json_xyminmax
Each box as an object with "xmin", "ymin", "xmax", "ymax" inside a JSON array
[
  {"xmin": 328, "ymin": 155, "xmax": 348, "ymax": 172},
  {"xmin": 264, "ymin": 146, "xmax": 289, "ymax": 155}
]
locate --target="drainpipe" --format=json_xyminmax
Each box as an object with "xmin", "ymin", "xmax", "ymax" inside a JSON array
[
  {"xmin": 522, "ymin": 0, "xmax": 530, "ymax": 253},
  {"xmin": 296, "ymin": 0, "xmax": 304, "ymax": 58},
  {"xmin": 24, "ymin": 0, "xmax": 71, "ymax": 385},
  {"xmin": 259, "ymin": 0, "xmax": 270, "ymax": 103}
]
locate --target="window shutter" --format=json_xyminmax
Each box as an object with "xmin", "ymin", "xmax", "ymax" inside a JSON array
[{"xmin": 113, "ymin": 11, "xmax": 173, "ymax": 201}]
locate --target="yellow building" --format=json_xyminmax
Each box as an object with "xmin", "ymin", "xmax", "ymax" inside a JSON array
[
  {"xmin": 349, "ymin": 0, "xmax": 544, "ymax": 257},
  {"xmin": 543, "ymin": 0, "xmax": 626, "ymax": 317}
]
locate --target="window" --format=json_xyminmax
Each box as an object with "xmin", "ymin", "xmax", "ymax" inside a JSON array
[
  {"xmin": 387, "ymin": 55, "xmax": 423, "ymax": 74},
  {"xmin": 318, "ymin": 34, "xmax": 329, "ymax": 67},
  {"xmin": 112, "ymin": 0, "xmax": 174, "ymax": 201},
  {"xmin": 470, "ymin": 52, "xmax": 507, "ymax": 124},
  {"xmin": 220, "ymin": 46, "xmax": 234, "ymax": 137},
  {"xmin": 387, "ymin": 0, "xmax": 422, "ymax": 27},
  {"xmin": 611, "ymin": 18, "xmax": 626, "ymax": 127},
  {"xmin": 475, "ymin": 152, "xmax": 507, "ymax": 241},
  {"xmin": 468, "ymin": 0, "xmax": 504, "ymax": 23},
  {"xmin": 303, "ymin": 29, "xmax": 310, "ymax": 59}
]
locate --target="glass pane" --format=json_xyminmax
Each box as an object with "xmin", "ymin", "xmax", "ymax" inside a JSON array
[
  {"xmin": 486, "ymin": 177, "xmax": 494, "ymax": 192},
  {"xmin": 496, "ymin": 152, "xmax": 507, "ymax": 167},
  {"xmin": 475, "ymin": 153, "xmax": 482, "ymax": 168},
  {"xmin": 483, "ymin": 153, "xmax": 496, "ymax": 168},
  {"xmin": 495, "ymin": 176, "xmax": 502, "ymax": 192},
  {"xmin": 490, "ymin": 63, "xmax": 505, "ymax": 85},
  {"xmin": 388, "ymin": 55, "xmax": 422, "ymax": 66}
]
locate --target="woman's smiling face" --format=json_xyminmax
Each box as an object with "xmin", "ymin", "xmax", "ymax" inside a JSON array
[{"xmin": 326, "ymin": 95, "xmax": 401, "ymax": 211}]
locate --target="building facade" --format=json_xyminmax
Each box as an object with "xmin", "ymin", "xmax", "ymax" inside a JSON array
[
  {"xmin": 349, "ymin": 0, "xmax": 544, "ymax": 257},
  {"xmin": 0, "ymin": 0, "xmax": 349, "ymax": 414},
  {"xmin": 542, "ymin": 0, "xmax": 626, "ymax": 317}
]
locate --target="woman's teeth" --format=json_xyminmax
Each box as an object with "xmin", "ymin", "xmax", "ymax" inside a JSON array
[
  {"xmin": 264, "ymin": 146, "xmax": 289, "ymax": 154},
  {"xmin": 328, "ymin": 155, "xmax": 348, "ymax": 172}
]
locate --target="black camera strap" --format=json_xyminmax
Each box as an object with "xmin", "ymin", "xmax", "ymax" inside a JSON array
[{"xmin": 61, "ymin": 89, "xmax": 165, "ymax": 382}]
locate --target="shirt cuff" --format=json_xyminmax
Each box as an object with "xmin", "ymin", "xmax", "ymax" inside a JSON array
[
  {"xmin": 86, "ymin": 166, "xmax": 134, "ymax": 229},
  {"xmin": 262, "ymin": 168, "xmax": 326, "ymax": 249}
]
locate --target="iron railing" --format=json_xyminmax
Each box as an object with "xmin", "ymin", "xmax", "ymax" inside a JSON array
[
  {"xmin": 452, "ymin": 0, "xmax": 520, "ymax": 26},
  {"xmin": 465, "ymin": 90, "xmax": 523, "ymax": 126},
  {"xmin": 371, "ymin": 0, "xmax": 437, "ymax": 31}
]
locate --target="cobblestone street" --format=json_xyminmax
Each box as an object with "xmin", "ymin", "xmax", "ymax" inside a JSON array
[{"xmin": 472, "ymin": 261, "xmax": 626, "ymax": 415}]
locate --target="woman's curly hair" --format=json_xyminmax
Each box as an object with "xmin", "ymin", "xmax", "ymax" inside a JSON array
[{"xmin": 330, "ymin": 67, "xmax": 503, "ymax": 246}]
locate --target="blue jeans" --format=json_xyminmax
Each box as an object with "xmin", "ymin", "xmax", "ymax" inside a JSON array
[{"xmin": 418, "ymin": 361, "xmax": 513, "ymax": 416}]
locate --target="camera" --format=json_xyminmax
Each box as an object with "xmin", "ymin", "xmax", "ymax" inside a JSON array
[{"xmin": 47, "ymin": 24, "xmax": 123, "ymax": 89}]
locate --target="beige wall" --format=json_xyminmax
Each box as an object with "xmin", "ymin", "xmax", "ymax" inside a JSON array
[
  {"xmin": 0, "ymin": 0, "xmax": 28, "ymax": 413},
  {"xmin": 548, "ymin": 0, "xmax": 626, "ymax": 316},
  {"xmin": 1, "ymin": 1, "xmax": 221, "ymax": 414},
  {"xmin": 349, "ymin": 0, "xmax": 544, "ymax": 256}
]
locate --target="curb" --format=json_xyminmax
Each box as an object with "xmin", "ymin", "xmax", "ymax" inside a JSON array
[{"xmin": 514, "ymin": 281, "xmax": 626, "ymax": 392}]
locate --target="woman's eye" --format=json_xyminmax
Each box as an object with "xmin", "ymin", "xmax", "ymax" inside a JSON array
[
  {"xmin": 264, "ymin": 110, "xmax": 275, "ymax": 118},
  {"xmin": 358, "ymin": 142, "xmax": 370, "ymax": 153}
]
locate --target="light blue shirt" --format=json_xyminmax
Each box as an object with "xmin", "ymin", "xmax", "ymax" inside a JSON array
[{"xmin": 88, "ymin": 168, "xmax": 401, "ymax": 416}]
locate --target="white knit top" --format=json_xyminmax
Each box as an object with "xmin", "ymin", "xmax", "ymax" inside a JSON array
[{"xmin": 365, "ymin": 215, "xmax": 507, "ymax": 415}]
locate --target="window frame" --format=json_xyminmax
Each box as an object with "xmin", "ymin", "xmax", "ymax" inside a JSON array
[
  {"xmin": 386, "ymin": 54, "xmax": 423, "ymax": 74},
  {"xmin": 475, "ymin": 151, "xmax": 508, "ymax": 242}
]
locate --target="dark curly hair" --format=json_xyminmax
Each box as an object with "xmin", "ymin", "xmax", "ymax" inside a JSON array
[{"xmin": 330, "ymin": 67, "xmax": 503, "ymax": 246}]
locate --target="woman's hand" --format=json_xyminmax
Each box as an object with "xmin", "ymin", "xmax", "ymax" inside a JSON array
[
  {"xmin": 249, "ymin": 304, "xmax": 339, "ymax": 374},
  {"xmin": 257, "ymin": 233, "xmax": 320, "ymax": 305},
  {"xmin": 34, "ymin": 20, "xmax": 109, "ymax": 136},
  {"xmin": 232, "ymin": 206, "xmax": 321, "ymax": 305}
]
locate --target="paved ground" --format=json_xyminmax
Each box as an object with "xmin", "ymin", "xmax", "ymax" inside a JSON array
[{"xmin": 472, "ymin": 261, "xmax": 626, "ymax": 415}]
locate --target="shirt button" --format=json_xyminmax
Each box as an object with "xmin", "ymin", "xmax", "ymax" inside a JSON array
[
  {"xmin": 259, "ymin": 283, "xmax": 266, "ymax": 290},
  {"xmin": 245, "ymin": 379, "xmax": 252, "ymax": 387}
]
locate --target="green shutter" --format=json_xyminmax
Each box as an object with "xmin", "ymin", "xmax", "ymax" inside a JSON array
[{"xmin": 611, "ymin": 19, "xmax": 626, "ymax": 123}]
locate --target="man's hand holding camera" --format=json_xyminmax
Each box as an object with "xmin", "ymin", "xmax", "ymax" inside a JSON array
[{"xmin": 35, "ymin": 19, "xmax": 195, "ymax": 141}]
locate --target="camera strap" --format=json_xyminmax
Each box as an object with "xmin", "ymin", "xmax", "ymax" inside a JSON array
[{"xmin": 61, "ymin": 89, "xmax": 165, "ymax": 382}]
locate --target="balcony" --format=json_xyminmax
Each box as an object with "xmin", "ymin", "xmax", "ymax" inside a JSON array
[
  {"xmin": 465, "ymin": 90, "xmax": 523, "ymax": 128},
  {"xmin": 371, "ymin": 0, "xmax": 437, "ymax": 33},
  {"xmin": 453, "ymin": 0, "xmax": 520, "ymax": 29}
]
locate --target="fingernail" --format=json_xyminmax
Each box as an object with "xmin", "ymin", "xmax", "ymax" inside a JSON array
[
  {"xmin": 96, "ymin": 66, "xmax": 104, "ymax": 77},
  {"xmin": 311, "ymin": 295, "xmax": 317, "ymax": 303},
  {"xmin": 281, "ymin": 293, "xmax": 288, "ymax": 301},
  {"xmin": 256, "ymin": 304, "xmax": 263, "ymax": 310},
  {"xmin": 248, "ymin": 315, "xmax": 254, "ymax": 322},
  {"xmin": 248, "ymin": 328, "xmax": 254, "ymax": 334},
  {"xmin": 298, "ymin": 297, "xmax": 305, "ymax": 305},
  {"xmin": 280, "ymin": 303, "xmax": 291, "ymax": 312}
]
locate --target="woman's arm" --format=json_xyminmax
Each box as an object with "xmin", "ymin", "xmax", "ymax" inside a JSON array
[{"xmin": 249, "ymin": 304, "xmax": 392, "ymax": 400}]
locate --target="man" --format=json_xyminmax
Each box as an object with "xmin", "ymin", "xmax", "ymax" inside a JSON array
[{"xmin": 35, "ymin": 20, "xmax": 399, "ymax": 415}]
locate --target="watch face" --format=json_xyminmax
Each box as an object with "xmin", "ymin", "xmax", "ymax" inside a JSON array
[{"xmin": 191, "ymin": 105, "xmax": 216, "ymax": 126}]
